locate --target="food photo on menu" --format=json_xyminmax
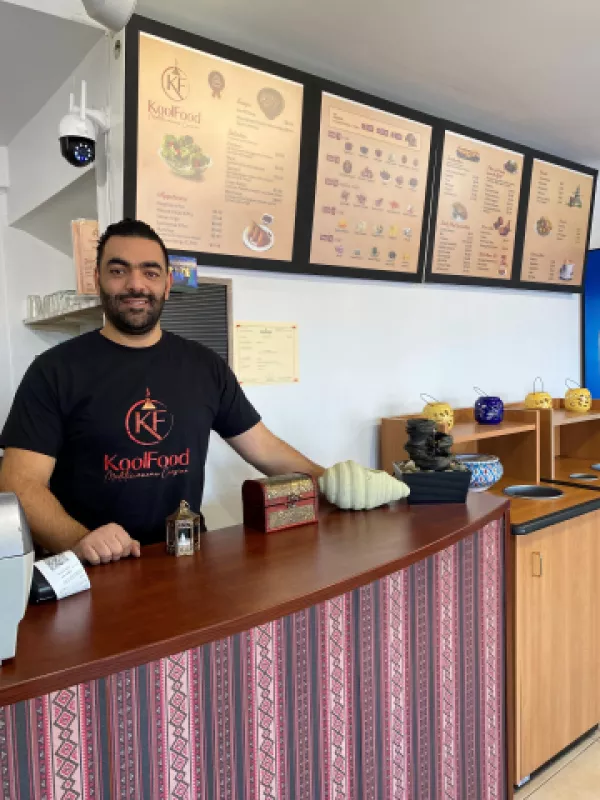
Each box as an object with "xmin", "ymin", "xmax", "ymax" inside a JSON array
[
  {"xmin": 309, "ymin": 92, "xmax": 433, "ymax": 274},
  {"xmin": 136, "ymin": 33, "xmax": 303, "ymax": 261},
  {"xmin": 430, "ymin": 132, "xmax": 524, "ymax": 281}
]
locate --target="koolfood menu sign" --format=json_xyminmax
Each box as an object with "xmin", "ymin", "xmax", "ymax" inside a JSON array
[
  {"xmin": 430, "ymin": 132, "xmax": 524, "ymax": 281},
  {"xmin": 520, "ymin": 160, "xmax": 594, "ymax": 287},
  {"xmin": 310, "ymin": 93, "xmax": 433, "ymax": 274},
  {"xmin": 136, "ymin": 33, "xmax": 304, "ymax": 261}
]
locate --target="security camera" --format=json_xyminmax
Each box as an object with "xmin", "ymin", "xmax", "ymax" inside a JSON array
[
  {"xmin": 59, "ymin": 80, "xmax": 109, "ymax": 168},
  {"xmin": 81, "ymin": 0, "xmax": 137, "ymax": 33}
]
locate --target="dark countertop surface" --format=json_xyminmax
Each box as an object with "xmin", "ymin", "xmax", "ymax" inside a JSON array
[{"xmin": 489, "ymin": 477, "xmax": 600, "ymax": 535}]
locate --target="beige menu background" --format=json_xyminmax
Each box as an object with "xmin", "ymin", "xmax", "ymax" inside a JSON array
[
  {"xmin": 310, "ymin": 93, "xmax": 432, "ymax": 273},
  {"xmin": 431, "ymin": 133, "xmax": 523, "ymax": 280},
  {"xmin": 234, "ymin": 322, "xmax": 299, "ymax": 385},
  {"xmin": 136, "ymin": 33, "xmax": 303, "ymax": 261},
  {"xmin": 521, "ymin": 160, "xmax": 594, "ymax": 287}
]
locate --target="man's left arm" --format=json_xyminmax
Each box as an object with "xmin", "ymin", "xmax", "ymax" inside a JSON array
[{"xmin": 227, "ymin": 422, "xmax": 325, "ymax": 479}]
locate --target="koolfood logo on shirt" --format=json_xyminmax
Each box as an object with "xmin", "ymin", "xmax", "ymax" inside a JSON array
[
  {"xmin": 126, "ymin": 388, "xmax": 173, "ymax": 445},
  {"xmin": 104, "ymin": 389, "xmax": 190, "ymax": 482}
]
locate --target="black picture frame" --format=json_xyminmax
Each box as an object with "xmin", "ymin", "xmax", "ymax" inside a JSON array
[
  {"xmin": 124, "ymin": 14, "xmax": 321, "ymax": 278},
  {"xmin": 423, "ymin": 123, "xmax": 529, "ymax": 290},
  {"xmin": 514, "ymin": 152, "xmax": 597, "ymax": 294},
  {"xmin": 125, "ymin": 14, "xmax": 597, "ymax": 291},
  {"xmin": 296, "ymin": 82, "xmax": 439, "ymax": 285}
]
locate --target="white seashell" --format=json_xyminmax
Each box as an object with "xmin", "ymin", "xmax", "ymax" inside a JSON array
[{"xmin": 319, "ymin": 460, "xmax": 410, "ymax": 510}]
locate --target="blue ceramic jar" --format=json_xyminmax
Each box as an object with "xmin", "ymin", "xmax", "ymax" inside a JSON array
[{"xmin": 474, "ymin": 394, "xmax": 504, "ymax": 425}]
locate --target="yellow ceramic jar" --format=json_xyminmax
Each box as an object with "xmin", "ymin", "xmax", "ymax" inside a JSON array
[
  {"xmin": 421, "ymin": 394, "xmax": 454, "ymax": 430},
  {"xmin": 524, "ymin": 378, "xmax": 553, "ymax": 410},
  {"xmin": 565, "ymin": 380, "xmax": 592, "ymax": 413}
]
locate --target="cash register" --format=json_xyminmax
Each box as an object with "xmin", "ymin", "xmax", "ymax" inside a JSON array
[{"xmin": 0, "ymin": 492, "xmax": 34, "ymax": 664}]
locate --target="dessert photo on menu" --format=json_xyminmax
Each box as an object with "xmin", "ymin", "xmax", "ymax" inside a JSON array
[
  {"xmin": 136, "ymin": 33, "xmax": 304, "ymax": 261},
  {"xmin": 430, "ymin": 132, "xmax": 524, "ymax": 282},
  {"xmin": 520, "ymin": 160, "xmax": 594, "ymax": 287},
  {"xmin": 309, "ymin": 93, "xmax": 433, "ymax": 275}
]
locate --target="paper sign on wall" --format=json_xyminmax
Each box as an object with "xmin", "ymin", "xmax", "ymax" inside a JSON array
[
  {"xmin": 234, "ymin": 322, "xmax": 299, "ymax": 385},
  {"xmin": 72, "ymin": 219, "xmax": 99, "ymax": 295}
]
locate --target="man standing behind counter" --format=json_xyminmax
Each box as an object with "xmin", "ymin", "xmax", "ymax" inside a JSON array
[{"xmin": 0, "ymin": 219, "xmax": 324, "ymax": 565}]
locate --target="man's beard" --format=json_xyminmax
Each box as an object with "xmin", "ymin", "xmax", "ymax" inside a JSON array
[{"xmin": 99, "ymin": 286, "xmax": 166, "ymax": 336}]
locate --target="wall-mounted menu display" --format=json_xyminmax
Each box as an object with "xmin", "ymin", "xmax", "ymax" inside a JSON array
[
  {"xmin": 520, "ymin": 160, "xmax": 594, "ymax": 288},
  {"xmin": 429, "ymin": 132, "xmax": 524, "ymax": 283},
  {"xmin": 135, "ymin": 32, "xmax": 304, "ymax": 261},
  {"xmin": 309, "ymin": 93, "xmax": 433, "ymax": 275}
]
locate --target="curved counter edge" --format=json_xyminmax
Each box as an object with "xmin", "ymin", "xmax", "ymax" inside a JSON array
[
  {"xmin": 0, "ymin": 494, "xmax": 509, "ymax": 707},
  {"xmin": 511, "ymin": 495, "xmax": 600, "ymax": 535}
]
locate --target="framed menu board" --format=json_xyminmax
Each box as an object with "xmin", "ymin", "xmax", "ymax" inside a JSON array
[
  {"xmin": 518, "ymin": 159, "xmax": 596, "ymax": 292},
  {"xmin": 124, "ymin": 16, "xmax": 309, "ymax": 270},
  {"xmin": 425, "ymin": 130, "xmax": 525, "ymax": 286},
  {"xmin": 308, "ymin": 92, "xmax": 434, "ymax": 281}
]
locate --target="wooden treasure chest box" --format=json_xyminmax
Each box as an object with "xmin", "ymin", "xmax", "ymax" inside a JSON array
[{"xmin": 242, "ymin": 473, "xmax": 319, "ymax": 533}]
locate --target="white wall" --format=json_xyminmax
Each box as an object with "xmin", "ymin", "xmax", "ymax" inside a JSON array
[
  {"xmin": 7, "ymin": 37, "xmax": 109, "ymax": 226},
  {"xmin": 0, "ymin": 21, "xmax": 584, "ymax": 533},
  {"xmin": 199, "ymin": 266, "xmax": 581, "ymax": 528},
  {"xmin": 1, "ymin": 35, "xmax": 113, "ymax": 397},
  {"xmin": 0, "ymin": 149, "xmax": 13, "ymax": 424},
  {"xmin": 2, "ymin": 228, "xmax": 74, "ymax": 391}
]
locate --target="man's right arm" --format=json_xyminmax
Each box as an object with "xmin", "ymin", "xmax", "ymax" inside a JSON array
[{"xmin": 0, "ymin": 448, "xmax": 140, "ymax": 564}]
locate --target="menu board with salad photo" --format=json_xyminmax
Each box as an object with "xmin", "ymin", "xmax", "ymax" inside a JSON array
[
  {"xmin": 309, "ymin": 93, "xmax": 433, "ymax": 276},
  {"xmin": 428, "ymin": 132, "xmax": 524, "ymax": 283},
  {"xmin": 519, "ymin": 160, "xmax": 594, "ymax": 289},
  {"xmin": 135, "ymin": 32, "xmax": 304, "ymax": 261}
]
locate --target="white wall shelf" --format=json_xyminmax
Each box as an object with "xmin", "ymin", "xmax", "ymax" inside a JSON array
[{"xmin": 24, "ymin": 301, "xmax": 103, "ymax": 333}]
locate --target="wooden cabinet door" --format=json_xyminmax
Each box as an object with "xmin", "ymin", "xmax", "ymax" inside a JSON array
[{"xmin": 515, "ymin": 513, "xmax": 600, "ymax": 782}]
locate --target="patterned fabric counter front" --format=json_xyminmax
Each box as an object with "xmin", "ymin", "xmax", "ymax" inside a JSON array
[{"xmin": 0, "ymin": 519, "xmax": 505, "ymax": 800}]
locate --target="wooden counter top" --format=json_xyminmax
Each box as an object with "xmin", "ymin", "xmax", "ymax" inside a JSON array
[
  {"xmin": 0, "ymin": 494, "xmax": 507, "ymax": 707},
  {"xmin": 489, "ymin": 477, "xmax": 600, "ymax": 535},
  {"xmin": 548, "ymin": 456, "xmax": 600, "ymax": 487}
]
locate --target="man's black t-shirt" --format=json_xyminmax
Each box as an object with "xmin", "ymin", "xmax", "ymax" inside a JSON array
[{"xmin": 0, "ymin": 331, "xmax": 261, "ymax": 544}]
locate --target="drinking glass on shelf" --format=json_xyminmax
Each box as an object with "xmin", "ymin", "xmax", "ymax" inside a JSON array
[
  {"xmin": 26, "ymin": 295, "xmax": 42, "ymax": 319},
  {"xmin": 58, "ymin": 290, "xmax": 76, "ymax": 313},
  {"xmin": 42, "ymin": 295, "xmax": 53, "ymax": 317}
]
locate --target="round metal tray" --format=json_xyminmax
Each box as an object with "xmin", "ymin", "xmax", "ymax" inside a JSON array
[
  {"xmin": 503, "ymin": 485, "xmax": 564, "ymax": 499},
  {"xmin": 569, "ymin": 473, "xmax": 599, "ymax": 481}
]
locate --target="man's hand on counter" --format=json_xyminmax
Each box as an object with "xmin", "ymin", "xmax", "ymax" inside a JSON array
[{"xmin": 73, "ymin": 524, "xmax": 141, "ymax": 566}]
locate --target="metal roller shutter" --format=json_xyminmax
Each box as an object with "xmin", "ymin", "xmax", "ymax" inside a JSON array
[{"xmin": 161, "ymin": 281, "xmax": 231, "ymax": 364}]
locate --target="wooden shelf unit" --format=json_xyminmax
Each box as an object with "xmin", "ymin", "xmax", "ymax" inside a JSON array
[
  {"xmin": 516, "ymin": 399, "xmax": 600, "ymax": 481},
  {"xmin": 380, "ymin": 407, "xmax": 540, "ymax": 484}
]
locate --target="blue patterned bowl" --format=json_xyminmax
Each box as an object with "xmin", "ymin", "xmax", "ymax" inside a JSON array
[
  {"xmin": 455, "ymin": 454, "xmax": 504, "ymax": 492},
  {"xmin": 474, "ymin": 396, "xmax": 504, "ymax": 425}
]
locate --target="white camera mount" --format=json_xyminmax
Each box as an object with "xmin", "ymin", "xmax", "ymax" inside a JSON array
[{"xmin": 81, "ymin": 0, "xmax": 138, "ymax": 33}]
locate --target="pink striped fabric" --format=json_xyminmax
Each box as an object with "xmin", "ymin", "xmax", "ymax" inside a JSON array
[{"xmin": 0, "ymin": 519, "xmax": 505, "ymax": 800}]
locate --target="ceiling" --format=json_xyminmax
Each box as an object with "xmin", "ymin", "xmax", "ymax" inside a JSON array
[
  {"xmin": 136, "ymin": 0, "xmax": 600, "ymax": 166},
  {"xmin": 0, "ymin": 1, "xmax": 101, "ymax": 145},
  {"xmin": 0, "ymin": 0, "xmax": 599, "ymax": 164}
]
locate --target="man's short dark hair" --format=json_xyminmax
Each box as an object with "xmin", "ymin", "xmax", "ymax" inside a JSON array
[{"xmin": 96, "ymin": 219, "xmax": 169, "ymax": 269}]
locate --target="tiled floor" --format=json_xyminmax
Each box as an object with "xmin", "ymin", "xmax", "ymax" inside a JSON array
[{"xmin": 515, "ymin": 728, "xmax": 600, "ymax": 799}]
